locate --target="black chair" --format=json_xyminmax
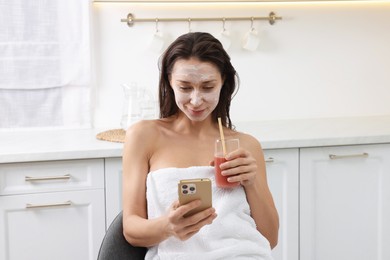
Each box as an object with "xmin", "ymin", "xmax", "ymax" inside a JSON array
[{"xmin": 97, "ymin": 211, "xmax": 147, "ymax": 260}]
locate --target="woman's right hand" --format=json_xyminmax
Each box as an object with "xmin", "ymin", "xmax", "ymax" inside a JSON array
[{"xmin": 165, "ymin": 200, "xmax": 217, "ymax": 241}]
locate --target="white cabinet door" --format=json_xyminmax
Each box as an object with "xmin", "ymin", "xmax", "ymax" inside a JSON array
[
  {"xmin": 0, "ymin": 189, "xmax": 106, "ymax": 260},
  {"xmin": 300, "ymin": 144, "xmax": 390, "ymax": 260},
  {"xmin": 0, "ymin": 159, "xmax": 104, "ymax": 195},
  {"xmin": 264, "ymin": 148, "xmax": 299, "ymax": 260},
  {"xmin": 105, "ymin": 157, "xmax": 123, "ymax": 227}
]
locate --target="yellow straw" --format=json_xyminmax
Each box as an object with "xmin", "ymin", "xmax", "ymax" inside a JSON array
[{"xmin": 217, "ymin": 117, "xmax": 227, "ymax": 156}]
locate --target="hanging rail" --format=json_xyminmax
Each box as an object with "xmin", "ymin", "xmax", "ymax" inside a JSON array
[{"xmin": 121, "ymin": 11, "xmax": 282, "ymax": 27}]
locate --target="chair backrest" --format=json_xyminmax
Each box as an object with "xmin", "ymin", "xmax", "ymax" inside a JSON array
[{"xmin": 97, "ymin": 211, "xmax": 147, "ymax": 260}]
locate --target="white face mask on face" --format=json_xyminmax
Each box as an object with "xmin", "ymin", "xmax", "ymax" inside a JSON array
[{"xmin": 170, "ymin": 59, "xmax": 223, "ymax": 121}]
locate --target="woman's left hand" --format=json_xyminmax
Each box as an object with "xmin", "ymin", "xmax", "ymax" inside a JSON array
[{"xmin": 210, "ymin": 148, "xmax": 258, "ymax": 187}]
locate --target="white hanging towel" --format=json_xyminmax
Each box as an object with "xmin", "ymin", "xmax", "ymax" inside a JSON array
[
  {"xmin": 0, "ymin": 0, "xmax": 91, "ymax": 128},
  {"xmin": 0, "ymin": 0, "xmax": 91, "ymax": 90}
]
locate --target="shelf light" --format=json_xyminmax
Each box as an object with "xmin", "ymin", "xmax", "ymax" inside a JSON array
[{"xmin": 93, "ymin": 0, "xmax": 390, "ymax": 2}]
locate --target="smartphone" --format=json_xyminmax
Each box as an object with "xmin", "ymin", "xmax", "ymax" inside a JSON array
[{"xmin": 178, "ymin": 178, "xmax": 212, "ymax": 217}]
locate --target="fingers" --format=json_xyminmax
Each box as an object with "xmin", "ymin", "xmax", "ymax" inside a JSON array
[
  {"xmin": 178, "ymin": 211, "xmax": 217, "ymax": 240},
  {"xmin": 221, "ymin": 163, "xmax": 256, "ymax": 176},
  {"xmin": 218, "ymin": 148, "xmax": 258, "ymax": 186},
  {"xmin": 171, "ymin": 200, "xmax": 180, "ymax": 210},
  {"xmin": 169, "ymin": 205, "xmax": 217, "ymax": 241},
  {"xmin": 220, "ymin": 150, "xmax": 256, "ymax": 174},
  {"xmin": 185, "ymin": 207, "xmax": 216, "ymax": 224},
  {"xmin": 173, "ymin": 199, "xmax": 202, "ymax": 218},
  {"xmin": 225, "ymin": 148, "xmax": 249, "ymax": 161}
]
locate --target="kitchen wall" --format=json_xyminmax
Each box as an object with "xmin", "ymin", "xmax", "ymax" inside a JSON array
[{"xmin": 92, "ymin": 1, "xmax": 390, "ymax": 129}]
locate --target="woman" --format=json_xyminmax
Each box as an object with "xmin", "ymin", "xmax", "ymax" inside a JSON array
[{"xmin": 122, "ymin": 32, "xmax": 279, "ymax": 259}]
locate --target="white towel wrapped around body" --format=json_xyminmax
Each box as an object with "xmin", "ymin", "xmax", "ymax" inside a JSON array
[{"xmin": 145, "ymin": 166, "xmax": 273, "ymax": 260}]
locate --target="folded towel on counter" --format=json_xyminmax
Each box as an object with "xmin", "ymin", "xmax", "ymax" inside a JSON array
[{"xmin": 145, "ymin": 166, "xmax": 273, "ymax": 260}]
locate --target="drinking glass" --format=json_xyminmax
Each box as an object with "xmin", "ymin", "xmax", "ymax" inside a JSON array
[{"xmin": 214, "ymin": 138, "xmax": 240, "ymax": 188}]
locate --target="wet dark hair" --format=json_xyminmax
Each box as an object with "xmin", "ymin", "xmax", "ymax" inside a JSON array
[{"xmin": 158, "ymin": 32, "xmax": 239, "ymax": 129}]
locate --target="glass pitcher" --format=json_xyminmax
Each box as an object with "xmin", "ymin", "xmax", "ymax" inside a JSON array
[{"xmin": 120, "ymin": 83, "xmax": 157, "ymax": 130}]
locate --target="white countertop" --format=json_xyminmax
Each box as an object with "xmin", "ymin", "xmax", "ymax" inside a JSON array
[
  {"xmin": 0, "ymin": 128, "xmax": 123, "ymax": 164},
  {"xmin": 1, "ymin": 116, "xmax": 390, "ymax": 164},
  {"xmin": 235, "ymin": 115, "xmax": 390, "ymax": 149}
]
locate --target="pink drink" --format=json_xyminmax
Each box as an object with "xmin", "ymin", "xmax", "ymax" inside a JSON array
[{"xmin": 214, "ymin": 156, "xmax": 240, "ymax": 188}]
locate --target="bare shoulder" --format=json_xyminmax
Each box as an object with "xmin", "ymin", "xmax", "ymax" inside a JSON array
[
  {"xmin": 235, "ymin": 131, "xmax": 264, "ymax": 154},
  {"xmin": 123, "ymin": 119, "xmax": 165, "ymax": 156},
  {"xmin": 234, "ymin": 131, "xmax": 267, "ymax": 171},
  {"xmin": 125, "ymin": 120, "xmax": 160, "ymax": 141}
]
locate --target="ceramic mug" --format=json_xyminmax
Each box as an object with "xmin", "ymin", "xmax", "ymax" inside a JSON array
[
  {"xmin": 242, "ymin": 29, "xmax": 260, "ymax": 51},
  {"xmin": 218, "ymin": 30, "xmax": 232, "ymax": 50},
  {"xmin": 149, "ymin": 31, "xmax": 165, "ymax": 53}
]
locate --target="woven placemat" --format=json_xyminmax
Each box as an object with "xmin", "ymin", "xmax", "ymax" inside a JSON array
[{"xmin": 96, "ymin": 129, "xmax": 126, "ymax": 143}]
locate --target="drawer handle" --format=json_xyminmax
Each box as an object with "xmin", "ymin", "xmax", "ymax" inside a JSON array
[
  {"xmin": 265, "ymin": 157, "xmax": 275, "ymax": 163},
  {"xmin": 25, "ymin": 174, "xmax": 71, "ymax": 182},
  {"xmin": 26, "ymin": 200, "xmax": 72, "ymax": 209},
  {"xmin": 329, "ymin": 152, "xmax": 369, "ymax": 160}
]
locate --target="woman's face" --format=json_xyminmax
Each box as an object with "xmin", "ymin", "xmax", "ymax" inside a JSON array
[{"xmin": 169, "ymin": 58, "xmax": 223, "ymax": 122}]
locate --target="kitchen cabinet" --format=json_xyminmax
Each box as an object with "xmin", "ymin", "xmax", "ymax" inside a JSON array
[
  {"xmin": 300, "ymin": 144, "xmax": 390, "ymax": 260},
  {"xmin": 0, "ymin": 159, "xmax": 106, "ymax": 260},
  {"xmin": 104, "ymin": 157, "xmax": 123, "ymax": 227},
  {"xmin": 264, "ymin": 149, "xmax": 299, "ymax": 260}
]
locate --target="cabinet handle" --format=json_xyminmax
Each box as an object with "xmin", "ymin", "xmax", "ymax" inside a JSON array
[
  {"xmin": 265, "ymin": 157, "xmax": 275, "ymax": 163},
  {"xmin": 329, "ymin": 152, "xmax": 369, "ymax": 160},
  {"xmin": 25, "ymin": 174, "xmax": 71, "ymax": 182},
  {"xmin": 26, "ymin": 200, "xmax": 72, "ymax": 209}
]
